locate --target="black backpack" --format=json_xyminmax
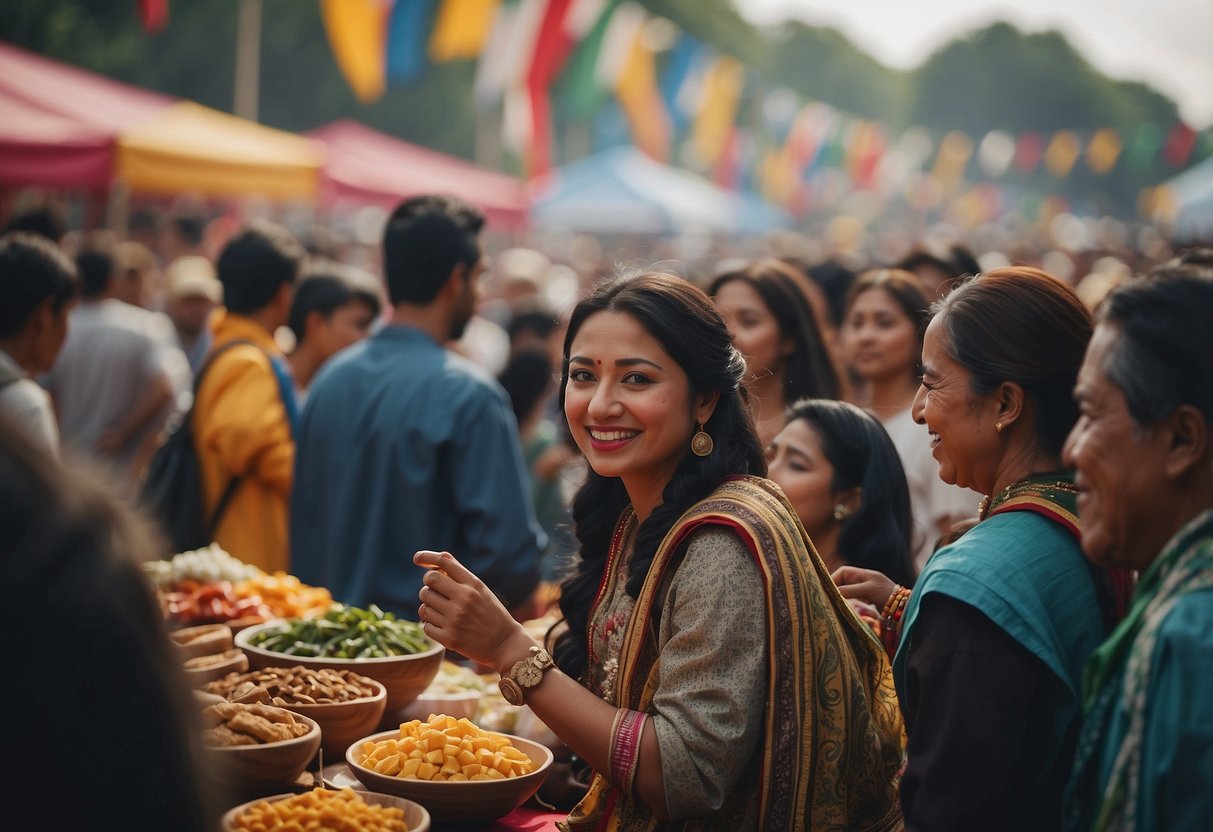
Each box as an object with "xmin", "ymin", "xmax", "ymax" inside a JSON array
[{"xmin": 137, "ymin": 339, "xmax": 256, "ymax": 554}]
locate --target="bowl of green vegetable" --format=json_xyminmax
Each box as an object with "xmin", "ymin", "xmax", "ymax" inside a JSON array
[{"xmin": 235, "ymin": 604, "xmax": 444, "ymax": 726}]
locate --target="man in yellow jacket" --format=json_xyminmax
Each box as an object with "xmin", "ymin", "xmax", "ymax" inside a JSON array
[{"xmin": 193, "ymin": 220, "xmax": 304, "ymax": 573}]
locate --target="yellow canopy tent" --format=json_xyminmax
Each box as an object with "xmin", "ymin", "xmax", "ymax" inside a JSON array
[{"xmin": 115, "ymin": 101, "xmax": 324, "ymax": 200}]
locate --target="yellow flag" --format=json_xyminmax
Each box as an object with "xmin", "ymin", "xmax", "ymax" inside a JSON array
[
  {"xmin": 429, "ymin": 0, "xmax": 500, "ymax": 62},
  {"xmin": 1085, "ymin": 128, "xmax": 1122, "ymax": 175},
  {"xmin": 931, "ymin": 130, "xmax": 974, "ymax": 190},
  {"xmin": 320, "ymin": 0, "xmax": 388, "ymax": 103},
  {"xmin": 614, "ymin": 23, "xmax": 670, "ymax": 162},
  {"xmin": 690, "ymin": 56, "xmax": 743, "ymax": 170},
  {"xmin": 1045, "ymin": 130, "xmax": 1082, "ymax": 177}
]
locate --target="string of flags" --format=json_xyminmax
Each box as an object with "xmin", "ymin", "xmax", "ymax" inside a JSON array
[{"xmin": 315, "ymin": 0, "xmax": 1207, "ymax": 216}]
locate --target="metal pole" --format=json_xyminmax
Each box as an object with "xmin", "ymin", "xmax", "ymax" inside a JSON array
[{"xmin": 234, "ymin": 0, "xmax": 262, "ymax": 121}]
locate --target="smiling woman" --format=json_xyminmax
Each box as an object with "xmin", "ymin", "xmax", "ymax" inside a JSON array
[
  {"xmin": 411, "ymin": 272, "xmax": 905, "ymax": 831},
  {"xmin": 836, "ymin": 267, "xmax": 1135, "ymax": 831}
]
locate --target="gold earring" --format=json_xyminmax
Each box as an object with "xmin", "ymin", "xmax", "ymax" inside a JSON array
[
  {"xmin": 691, "ymin": 423, "xmax": 714, "ymax": 457},
  {"xmin": 833, "ymin": 504, "xmax": 850, "ymax": 521},
  {"xmin": 995, "ymin": 421, "xmax": 1004, "ymax": 433}
]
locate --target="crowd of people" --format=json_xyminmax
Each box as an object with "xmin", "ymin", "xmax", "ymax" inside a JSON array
[{"xmin": 1, "ymin": 194, "xmax": 1210, "ymax": 831}]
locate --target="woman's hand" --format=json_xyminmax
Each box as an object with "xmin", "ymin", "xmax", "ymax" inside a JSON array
[
  {"xmin": 831, "ymin": 565, "xmax": 898, "ymax": 611},
  {"xmin": 413, "ymin": 550, "xmax": 535, "ymax": 675}
]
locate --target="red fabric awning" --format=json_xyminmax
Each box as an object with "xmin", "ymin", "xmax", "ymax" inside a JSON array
[
  {"xmin": 0, "ymin": 41, "xmax": 173, "ymax": 188},
  {"xmin": 307, "ymin": 119, "xmax": 529, "ymax": 231}
]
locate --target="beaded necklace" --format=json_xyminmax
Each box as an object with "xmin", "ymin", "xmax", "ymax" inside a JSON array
[{"xmin": 978, "ymin": 476, "xmax": 1078, "ymax": 521}]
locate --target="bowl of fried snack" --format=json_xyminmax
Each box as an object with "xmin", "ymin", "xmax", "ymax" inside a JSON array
[
  {"xmin": 182, "ymin": 646, "xmax": 249, "ymax": 687},
  {"xmin": 169, "ymin": 622, "xmax": 234, "ymax": 661},
  {"xmin": 345, "ymin": 714, "xmax": 553, "ymax": 822},
  {"xmin": 206, "ymin": 665, "xmax": 387, "ymax": 761},
  {"xmin": 201, "ymin": 701, "xmax": 321, "ymax": 794},
  {"xmin": 223, "ymin": 787, "xmax": 430, "ymax": 832}
]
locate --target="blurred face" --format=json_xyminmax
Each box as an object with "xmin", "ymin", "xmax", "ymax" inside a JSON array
[
  {"xmin": 311, "ymin": 298, "xmax": 377, "ymax": 362},
  {"xmin": 168, "ymin": 295, "xmax": 215, "ymax": 336},
  {"xmin": 713, "ymin": 279, "xmax": 790, "ymax": 386},
  {"xmin": 767, "ymin": 418, "xmax": 838, "ymax": 540},
  {"xmin": 912, "ymin": 316, "xmax": 1001, "ymax": 493},
  {"xmin": 449, "ymin": 254, "xmax": 487, "ymax": 341},
  {"xmin": 843, "ymin": 287, "xmax": 919, "ymax": 382},
  {"xmin": 33, "ymin": 299, "xmax": 74, "ymax": 374},
  {"xmin": 1063, "ymin": 324, "xmax": 1171, "ymax": 570},
  {"xmin": 564, "ymin": 310, "xmax": 710, "ymax": 506}
]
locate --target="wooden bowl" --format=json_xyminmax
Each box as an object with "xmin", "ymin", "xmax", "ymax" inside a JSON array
[
  {"xmin": 204, "ymin": 667, "xmax": 389, "ymax": 762},
  {"xmin": 222, "ymin": 788, "xmax": 430, "ymax": 832},
  {"xmin": 236, "ymin": 623, "xmax": 445, "ymax": 726},
  {"xmin": 169, "ymin": 623, "xmax": 234, "ymax": 661},
  {"xmin": 345, "ymin": 729, "xmax": 553, "ymax": 823},
  {"xmin": 286, "ymin": 679, "xmax": 388, "ymax": 762},
  {"xmin": 183, "ymin": 647, "xmax": 249, "ymax": 687},
  {"xmin": 205, "ymin": 712, "xmax": 322, "ymax": 795}
]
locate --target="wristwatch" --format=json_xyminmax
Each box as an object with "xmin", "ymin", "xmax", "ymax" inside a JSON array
[{"xmin": 498, "ymin": 646, "xmax": 554, "ymax": 706}]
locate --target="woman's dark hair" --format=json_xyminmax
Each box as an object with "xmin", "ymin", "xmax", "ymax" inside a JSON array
[
  {"xmin": 933, "ymin": 267, "xmax": 1093, "ymax": 458},
  {"xmin": 498, "ymin": 347, "xmax": 555, "ymax": 425},
  {"xmin": 845, "ymin": 268, "xmax": 932, "ymax": 372},
  {"xmin": 552, "ymin": 272, "xmax": 766, "ymax": 680},
  {"xmin": 708, "ymin": 258, "xmax": 841, "ymax": 402},
  {"xmin": 785, "ymin": 398, "xmax": 917, "ymax": 587},
  {"xmin": 0, "ymin": 416, "xmax": 220, "ymax": 829}
]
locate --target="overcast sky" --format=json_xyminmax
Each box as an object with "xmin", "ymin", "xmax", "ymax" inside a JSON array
[{"xmin": 734, "ymin": 0, "xmax": 1213, "ymax": 127}]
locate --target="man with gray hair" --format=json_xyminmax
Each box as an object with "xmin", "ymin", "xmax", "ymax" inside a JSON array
[{"xmin": 1061, "ymin": 262, "xmax": 1213, "ymax": 831}]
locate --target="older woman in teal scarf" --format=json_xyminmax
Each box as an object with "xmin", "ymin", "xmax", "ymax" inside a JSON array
[{"xmin": 834, "ymin": 267, "xmax": 1133, "ymax": 830}]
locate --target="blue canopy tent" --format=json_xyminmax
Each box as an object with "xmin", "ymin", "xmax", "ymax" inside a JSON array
[
  {"xmin": 529, "ymin": 146, "xmax": 792, "ymax": 236},
  {"xmin": 1162, "ymin": 153, "xmax": 1213, "ymax": 241}
]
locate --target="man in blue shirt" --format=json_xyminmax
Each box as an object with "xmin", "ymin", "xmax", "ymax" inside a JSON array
[{"xmin": 291, "ymin": 195, "xmax": 544, "ymax": 620}]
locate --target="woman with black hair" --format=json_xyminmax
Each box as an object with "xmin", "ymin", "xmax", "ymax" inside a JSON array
[
  {"xmin": 413, "ymin": 272, "xmax": 904, "ymax": 830},
  {"xmin": 708, "ymin": 258, "xmax": 841, "ymax": 448},
  {"xmin": 767, "ymin": 398, "xmax": 916, "ymax": 587}
]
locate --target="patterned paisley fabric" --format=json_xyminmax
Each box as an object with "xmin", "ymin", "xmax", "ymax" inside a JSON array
[{"xmin": 560, "ymin": 475, "xmax": 906, "ymax": 832}]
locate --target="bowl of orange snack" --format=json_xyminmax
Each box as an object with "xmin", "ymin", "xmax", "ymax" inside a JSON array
[
  {"xmin": 345, "ymin": 714, "xmax": 553, "ymax": 822},
  {"xmin": 223, "ymin": 787, "xmax": 430, "ymax": 832}
]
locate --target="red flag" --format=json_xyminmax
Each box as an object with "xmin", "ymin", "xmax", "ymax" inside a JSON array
[
  {"xmin": 138, "ymin": 0, "xmax": 169, "ymax": 34},
  {"xmin": 1014, "ymin": 131, "xmax": 1044, "ymax": 174},
  {"xmin": 1162, "ymin": 122, "xmax": 1197, "ymax": 166},
  {"xmin": 526, "ymin": 0, "xmax": 578, "ymax": 178}
]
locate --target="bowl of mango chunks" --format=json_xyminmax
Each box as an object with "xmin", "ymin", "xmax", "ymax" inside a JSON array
[
  {"xmin": 345, "ymin": 714, "xmax": 553, "ymax": 822},
  {"xmin": 223, "ymin": 787, "xmax": 430, "ymax": 832}
]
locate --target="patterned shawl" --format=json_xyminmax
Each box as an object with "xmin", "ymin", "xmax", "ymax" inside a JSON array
[{"xmin": 561, "ymin": 476, "xmax": 905, "ymax": 832}]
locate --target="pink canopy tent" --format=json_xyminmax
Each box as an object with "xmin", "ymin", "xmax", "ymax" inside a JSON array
[
  {"xmin": 0, "ymin": 42, "xmax": 173, "ymax": 188},
  {"xmin": 307, "ymin": 120, "xmax": 529, "ymax": 231}
]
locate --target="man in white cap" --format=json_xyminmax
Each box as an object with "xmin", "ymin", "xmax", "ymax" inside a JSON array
[{"xmin": 164, "ymin": 255, "xmax": 222, "ymax": 375}]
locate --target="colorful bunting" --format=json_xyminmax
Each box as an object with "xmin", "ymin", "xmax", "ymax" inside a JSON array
[
  {"xmin": 429, "ymin": 0, "xmax": 500, "ymax": 61},
  {"xmin": 138, "ymin": 0, "xmax": 169, "ymax": 34},
  {"xmin": 613, "ymin": 17, "xmax": 671, "ymax": 163},
  {"xmin": 321, "ymin": 0, "xmax": 389, "ymax": 104},
  {"xmin": 314, "ymin": 0, "xmax": 1209, "ymax": 204},
  {"xmin": 690, "ymin": 56, "xmax": 744, "ymax": 171},
  {"xmin": 386, "ymin": 0, "xmax": 438, "ymax": 83},
  {"xmin": 1044, "ymin": 130, "xmax": 1081, "ymax": 177},
  {"xmin": 1085, "ymin": 127, "xmax": 1122, "ymax": 175}
]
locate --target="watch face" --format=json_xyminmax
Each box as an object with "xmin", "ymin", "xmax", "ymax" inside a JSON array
[
  {"xmin": 515, "ymin": 661, "xmax": 544, "ymax": 687},
  {"xmin": 498, "ymin": 676, "xmax": 525, "ymax": 706}
]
